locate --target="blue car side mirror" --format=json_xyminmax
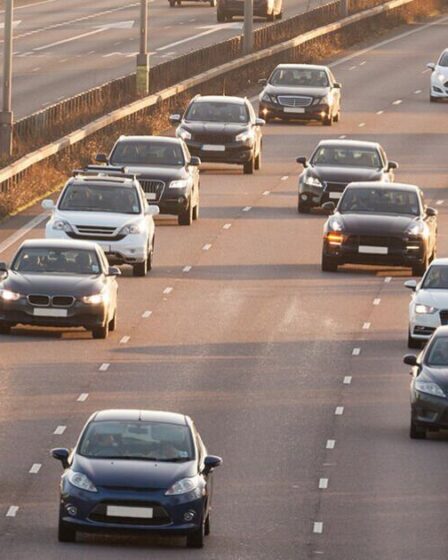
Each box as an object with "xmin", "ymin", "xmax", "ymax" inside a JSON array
[
  {"xmin": 51, "ymin": 447, "xmax": 70, "ymax": 469},
  {"xmin": 203, "ymin": 455, "xmax": 223, "ymax": 474}
]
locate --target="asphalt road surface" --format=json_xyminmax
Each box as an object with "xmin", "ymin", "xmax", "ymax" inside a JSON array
[
  {"xmin": 0, "ymin": 12, "xmax": 448, "ymax": 560},
  {"xmin": 0, "ymin": 0, "xmax": 326, "ymax": 120}
]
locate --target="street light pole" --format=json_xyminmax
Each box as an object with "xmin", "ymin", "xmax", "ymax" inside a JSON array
[
  {"xmin": 340, "ymin": 0, "xmax": 349, "ymax": 17},
  {"xmin": 0, "ymin": 0, "xmax": 13, "ymax": 158},
  {"xmin": 136, "ymin": 0, "xmax": 149, "ymax": 96},
  {"xmin": 243, "ymin": 0, "xmax": 253, "ymax": 55}
]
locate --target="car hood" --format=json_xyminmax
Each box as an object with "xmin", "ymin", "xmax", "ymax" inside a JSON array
[
  {"xmin": 309, "ymin": 166, "xmax": 383, "ymax": 183},
  {"xmin": 53, "ymin": 210, "xmax": 140, "ymax": 228},
  {"xmin": 415, "ymin": 289, "xmax": 448, "ymax": 308},
  {"xmin": 1, "ymin": 271, "xmax": 103, "ymax": 296},
  {"xmin": 265, "ymin": 84, "xmax": 329, "ymax": 97},
  {"xmin": 182, "ymin": 121, "xmax": 248, "ymax": 134},
  {"xmin": 435, "ymin": 65, "xmax": 448, "ymax": 77},
  {"xmin": 109, "ymin": 164, "xmax": 186, "ymax": 181},
  {"xmin": 73, "ymin": 455, "xmax": 197, "ymax": 490},
  {"xmin": 337, "ymin": 213, "xmax": 416, "ymax": 235}
]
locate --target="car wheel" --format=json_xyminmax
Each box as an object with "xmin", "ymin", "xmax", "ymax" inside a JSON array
[
  {"xmin": 204, "ymin": 513, "xmax": 211, "ymax": 536},
  {"xmin": 176, "ymin": 0, "xmax": 181, "ymax": 5},
  {"xmin": 430, "ymin": 95, "xmax": 437, "ymax": 103},
  {"xmin": 333, "ymin": 110, "xmax": 340, "ymax": 123},
  {"xmin": 193, "ymin": 200, "xmax": 200, "ymax": 221},
  {"xmin": 323, "ymin": 114, "xmax": 333, "ymax": 126},
  {"xmin": 254, "ymin": 150, "xmax": 261, "ymax": 170},
  {"xmin": 407, "ymin": 329, "xmax": 421, "ymax": 349},
  {"xmin": 243, "ymin": 157, "xmax": 254, "ymax": 175},
  {"xmin": 321, "ymin": 254, "xmax": 338, "ymax": 272},
  {"xmin": 297, "ymin": 199, "xmax": 310, "ymax": 214},
  {"xmin": 186, "ymin": 520, "xmax": 205, "ymax": 548},
  {"xmin": 267, "ymin": 10, "xmax": 275, "ymax": 21},
  {"xmin": 178, "ymin": 199, "xmax": 193, "ymax": 225},
  {"xmin": 109, "ymin": 311, "xmax": 117, "ymax": 332},
  {"xmin": 0, "ymin": 321, "xmax": 12, "ymax": 334},
  {"xmin": 169, "ymin": 0, "xmax": 175, "ymax": 5},
  {"xmin": 217, "ymin": 10, "xmax": 225, "ymax": 21},
  {"xmin": 410, "ymin": 418, "xmax": 426, "ymax": 439},
  {"xmin": 276, "ymin": 10, "xmax": 283, "ymax": 19},
  {"xmin": 58, "ymin": 518, "xmax": 76, "ymax": 543},
  {"xmin": 133, "ymin": 256, "xmax": 148, "ymax": 277},
  {"xmin": 92, "ymin": 321, "xmax": 109, "ymax": 339}
]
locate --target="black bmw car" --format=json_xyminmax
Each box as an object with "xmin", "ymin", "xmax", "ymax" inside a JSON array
[
  {"xmin": 52, "ymin": 409, "xmax": 222, "ymax": 548},
  {"xmin": 258, "ymin": 64, "xmax": 341, "ymax": 125},
  {"xmin": 96, "ymin": 136, "xmax": 200, "ymax": 226},
  {"xmin": 170, "ymin": 95, "xmax": 264, "ymax": 174},
  {"xmin": 321, "ymin": 182, "xmax": 437, "ymax": 276},
  {"xmin": 0, "ymin": 239, "xmax": 119, "ymax": 338},
  {"xmin": 296, "ymin": 140, "xmax": 398, "ymax": 213},
  {"xmin": 404, "ymin": 326, "xmax": 448, "ymax": 439}
]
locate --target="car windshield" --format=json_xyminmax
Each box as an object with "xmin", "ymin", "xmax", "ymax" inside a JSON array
[
  {"xmin": 270, "ymin": 67, "xmax": 329, "ymax": 87},
  {"xmin": 339, "ymin": 188, "xmax": 420, "ymax": 216},
  {"xmin": 78, "ymin": 420, "xmax": 194, "ymax": 461},
  {"xmin": 422, "ymin": 265, "xmax": 448, "ymax": 289},
  {"xmin": 426, "ymin": 337, "xmax": 448, "ymax": 366},
  {"xmin": 438, "ymin": 52, "xmax": 448, "ymax": 67},
  {"xmin": 185, "ymin": 101, "xmax": 249, "ymax": 123},
  {"xmin": 59, "ymin": 184, "xmax": 140, "ymax": 214},
  {"xmin": 311, "ymin": 146, "xmax": 381, "ymax": 168},
  {"xmin": 110, "ymin": 141, "xmax": 185, "ymax": 166},
  {"xmin": 12, "ymin": 247, "xmax": 101, "ymax": 275}
]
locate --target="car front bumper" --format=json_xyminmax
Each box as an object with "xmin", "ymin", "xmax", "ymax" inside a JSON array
[
  {"xmin": 146, "ymin": 191, "xmax": 190, "ymax": 216},
  {"xmin": 411, "ymin": 389, "xmax": 448, "ymax": 430},
  {"xmin": 431, "ymin": 83, "xmax": 448, "ymax": 98},
  {"xmin": 259, "ymin": 101, "xmax": 331, "ymax": 121},
  {"xmin": 186, "ymin": 140, "xmax": 254, "ymax": 164}
]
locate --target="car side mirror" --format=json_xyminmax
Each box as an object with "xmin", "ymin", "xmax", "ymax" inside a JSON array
[
  {"xmin": 296, "ymin": 156, "xmax": 307, "ymax": 167},
  {"xmin": 403, "ymin": 354, "xmax": 418, "ymax": 367},
  {"xmin": 426, "ymin": 207, "xmax": 437, "ymax": 217},
  {"xmin": 427, "ymin": 63, "xmax": 435, "ymax": 71},
  {"xmin": 258, "ymin": 78, "xmax": 267, "ymax": 85},
  {"xmin": 95, "ymin": 153, "xmax": 108, "ymax": 163},
  {"xmin": 0, "ymin": 261, "xmax": 8, "ymax": 273},
  {"xmin": 189, "ymin": 156, "xmax": 201, "ymax": 166},
  {"xmin": 41, "ymin": 199, "xmax": 55, "ymax": 210},
  {"xmin": 51, "ymin": 447, "xmax": 70, "ymax": 469},
  {"xmin": 404, "ymin": 279, "xmax": 417, "ymax": 291},
  {"xmin": 322, "ymin": 201, "xmax": 336, "ymax": 214},
  {"xmin": 169, "ymin": 114, "xmax": 181, "ymax": 124},
  {"xmin": 333, "ymin": 82, "xmax": 341, "ymax": 89},
  {"xmin": 387, "ymin": 161, "xmax": 398, "ymax": 171},
  {"xmin": 202, "ymin": 455, "xmax": 223, "ymax": 474},
  {"xmin": 145, "ymin": 205, "xmax": 160, "ymax": 216},
  {"xmin": 107, "ymin": 266, "xmax": 121, "ymax": 276},
  {"xmin": 255, "ymin": 118, "xmax": 265, "ymax": 126}
]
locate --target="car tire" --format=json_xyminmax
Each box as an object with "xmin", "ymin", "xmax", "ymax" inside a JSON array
[
  {"xmin": 323, "ymin": 114, "xmax": 333, "ymax": 126},
  {"xmin": 217, "ymin": 10, "xmax": 225, "ymax": 21},
  {"xmin": 109, "ymin": 311, "xmax": 117, "ymax": 332},
  {"xmin": 92, "ymin": 321, "xmax": 109, "ymax": 339},
  {"xmin": 0, "ymin": 322, "xmax": 12, "ymax": 334},
  {"xmin": 58, "ymin": 519, "xmax": 76, "ymax": 543},
  {"xmin": 321, "ymin": 254, "xmax": 338, "ymax": 272},
  {"xmin": 186, "ymin": 521, "xmax": 205, "ymax": 548},
  {"xmin": 243, "ymin": 157, "xmax": 254, "ymax": 175},
  {"xmin": 266, "ymin": 10, "xmax": 275, "ymax": 21},
  {"xmin": 169, "ymin": 0, "xmax": 175, "ymax": 5},
  {"xmin": 430, "ymin": 95, "xmax": 437, "ymax": 103},
  {"xmin": 333, "ymin": 110, "xmax": 340, "ymax": 123},
  {"xmin": 276, "ymin": 10, "xmax": 283, "ymax": 19},
  {"xmin": 178, "ymin": 200, "xmax": 193, "ymax": 225},
  {"xmin": 204, "ymin": 514, "xmax": 211, "ymax": 536},
  {"xmin": 133, "ymin": 256, "xmax": 148, "ymax": 277},
  {"xmin": 297, "ymin": 199, "xmax": 310, "ymax": 214},
  {"xmin": 254, "ymin": 150, "xmax": 261, "ymax": 170},
  {"xmin": 410, "ymin": 419, "xmax": 426, "ymax": 439},
  {"xmin": 407, "ymin": 330, "xmax": 421, "ymax": 349},
  {"xmin": 193, "ymin": 201, "xmax": 200, "ymax": 221}
]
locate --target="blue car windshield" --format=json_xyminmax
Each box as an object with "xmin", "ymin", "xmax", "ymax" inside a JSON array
[{"xmin": 78, "ymin": 421, "xmax": 194, "ymax": 462}]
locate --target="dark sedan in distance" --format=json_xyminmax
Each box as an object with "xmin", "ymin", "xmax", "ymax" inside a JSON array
[
  {"xmin": 96, "ymin": 136, "xmax": 200, "ymax": 226},
  {"xmin": 217, "ymin": 0, "xmax": 282, "ymax": 21},
  {"xmin": 0, "ymin": 239, "xmax": 119, "ymax": 339},
  {"xmin": 258, "ymin": 64, "xmax": 341, "ymax": 125},
  {"xmin": 170, "ymin": 95, "xmax": 264, "ymax": 174},
  {"xmin": 321, "ymin": 182, "xmax": 437, "ymax": 276},
  {"xmin": 404, "ymin": 326, "xmax": 448, "ymax": 438},
  {"xmin": 296, "ymin": 139, "xmax": 398, "ymax": 213},
  {"xmin": 52, "ymin": 409, "xmax": 222, "ymax": 548}
]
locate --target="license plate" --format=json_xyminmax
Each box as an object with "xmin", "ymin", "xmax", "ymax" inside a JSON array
[
  {"xmin": 33, "ymin": 308, "xmax": 68, "ymax": 317},
  {"xmin": 329, "ymin": 192, "xmax": 342, "ymax": 199},
  {"xmin": 358, "ymin": 245, "xmax": 388, "ymax": 255},
  {"xmin": 284, "ymin": 107, "xmax": 305, "ymax": 113},
  {"xmin": 106, "ymin": 506, "xmax": 153, "ymax": 519},
  {"xmin": 202, "ymin": 144, "xmax": 225, "ymax": 151},
  {"xmin": 146, "ymin": 193, "xmax": 157, "ymax": 201}
]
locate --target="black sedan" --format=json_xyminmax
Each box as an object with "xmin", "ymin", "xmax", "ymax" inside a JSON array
[
  {"xmin": 170, "ymin": 95, "xmax": 264, "ymax": 174},
  {"xmin": 321, "ymin": 182, "xmax": 437, "ymax": 276},
  {"xmin": 0, "ymin": 239, "xmax": 119, "ymax": 338},
  {"xmin": 296, "ymin": 139, "xmax": 398, "ymax": 213},
  {"xmin": 96, "ymin": 136, "xmax": 200, "ymax": 226},
  {"xmin": 404, "ymin": 326, "xmax": 448, "ymax": 439},
  {"xmin": 258, "ymin": 64, "xmax": 341, "ymax": 125},
  {"xmin": 52, "ymin": 409, "xmax": 222, "ymax": 548}
]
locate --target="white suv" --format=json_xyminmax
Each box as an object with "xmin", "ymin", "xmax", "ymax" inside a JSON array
[
  {"xmin": 43, "ymin": 171, "xmax": 159, "ymax": 277},
  {"xmin": 428, "ymin": 49, "xmax": 448, "ymax": 102}
]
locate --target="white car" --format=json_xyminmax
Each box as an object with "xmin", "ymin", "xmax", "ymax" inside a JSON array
[
  {"xmin": 43, "ymin": 170, "xmax": 159, "ymax": 277},
  {"xmin": 428, "ymin": 49, "xmax": 448, "ymax": 102},
  {"xmin": 405, "ymin": 258, "xmax": 448, "ymax": 348}
]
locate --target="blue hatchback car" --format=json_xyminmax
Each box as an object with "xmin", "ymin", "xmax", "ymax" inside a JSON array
[{"xmin": 51, "ymin": 409, "xmax": 222, "ymax": 548}]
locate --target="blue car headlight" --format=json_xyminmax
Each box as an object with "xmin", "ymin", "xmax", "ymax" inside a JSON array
[
  {"xmin": 415, "ymin": 380, "xmax": 446, "ymax": 398},
  {"xmin": 165, "ymin": 475, "xmax": 201, "ymax": 496},
  {"xmin": 67, "ymin": 471, "xmax": 98, "ymax": 493}
]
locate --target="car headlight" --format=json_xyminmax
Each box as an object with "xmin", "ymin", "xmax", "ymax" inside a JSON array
[
  {"xmin": 313, "ymin": 95, "xmax": 331, "ymax": 105},
  {"xmin": 177, "ymin": 128, "xmax": 191, "ymax": 141},
  {"xmin": 169, "ymin": 179, "xmax": 189, "ymax": 189},
  {"xmin": 82, "ymin": 292, "xmax": 108, "ymax": 305},
  {"xmin": 304, "ymin": 176, "xmax": 323, "ymax": 188},
  {"xmin": 436, "ymin": 73, "xmax": 446, "ymax": 82},
  {"xmin": 414, "ymin": 304, "xmax": 437, "ymax": 314},
  {"xmin": 67, "ymin": 471, "xmax": 98, "ymax": 493},
  {"xmin": 406, "ymin": 222, "xmax": 428, "ymax": 237},
  {"xmin": 52, "ymin": 219, "xmax": 73, "ymax": 233},
  {"xmin": 328, "ymin": 217, "xmax": 343, "ymax": 232},
  {"xmin": 118, "ymin": 222, "xmax": 143, "ymax": 235},
  {"xmin": 414, "ymin": 380, "xmax": 446, "ymax": 398},
  {"xmin": 0, "ymin": 288, "xmax": 21, "ymax": 301},
  {"xmin": 165, "ymin": 475, "xmax": 200, "ymax": 496},
  {"xmin": 235, "ymin": 130, "xmax": 254, "ymax": 142}
]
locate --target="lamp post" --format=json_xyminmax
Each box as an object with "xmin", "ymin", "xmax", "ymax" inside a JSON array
[
  {"xmin": 0, "ymin": 0, "xmax": 13, "ymax": 158},
  {"xmin": 243, "ymin": 0, "xmax": 253, "ymax": 55},
  {"xmin": 340, "ymin": 0, "xmax": 349, "ymax": 16},
  {"xmin": 136, "ymin": 0, "xmax": 149, "ymax": 96}
]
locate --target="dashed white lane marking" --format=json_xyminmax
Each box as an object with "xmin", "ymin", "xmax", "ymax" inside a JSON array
[
  {"xmin": 362, "ymin": 322, "xmax": 371, "ymax": 330},
  {"xmin": 349, "ymin": 65, "xmax": 357, "ymax": 70},
  {"xmin": 373, "ymin": 298, "xmax": 381, "ymax": 305},
  {"xmin": 142, "ymin": 310, "xmax": 152, "ymax": 318},
  {"xmin": 326, "ymin": 439, "xmax": 335, "ymax": 449},
  {"xmin": 29, "ymin": 463, "xmax": 41, "ymax": 474},
  {"xmin": 6, "ymin": 506, "xmax": 19, "ymax": 517},
  {"xmin": 182, "ymin": 265, "xmax": 192, "ymax": 273},
  {"xmin": 436, "ymin": 200, "xmax": 444, "ymax": 205},
  {"xmin": 59, "ymin": 58, "xmax": 68, "ymax": 63},
  {"xmin": 262, "ymin": 190, "xmax": 270, "ymax": 196},
  {"xmin": 99, "ymin": 362, "xmax": 110, "ymax": 371},
  {"xmin": 335, "ymin": 406, "xmax": 344, "ymax": 415},
  {"xmin": 120, "ymin": 335, "xmax": 130, "ymax": 344},
  {"xmin": 313, "ymin": 522, "xmax": 324, "ymax": 534},
  {"xmin": 242, "ymin": 206, "xmax": 252, "ymax": 212},
  {"xmin": 32, "ymin": 67, "xmax": 40, "ymax": 72},
  {"xmin": 376, "ymin": 110, "xmax": 384, "ymax": 115},
  {"xmin": 281, "ymin": 176, "xmax": 288, "ymax": 181},
  {"xmin": 339, "ymin": 134, "xmax": 346, "ymax": 139},
  {"xmin": 77, "ymin": 393, "xmax": 89, "ymax": 402},
  {"xmin": 358, "ymin": 122, "xmax": 366, "ymax": 128},
  {"xmin": 343, "ymin": 376, "xmax": 352, "ymax": 384},
  {"xmin": 54, "ymin": 425, "xmax": 66, "ymax": 435},
  {"xmin": 113, "ymin": 41, "xmax": 122, "ymax": 46},
  {"xmin": 163, "ymin": 25, "xmax": 171, "ymax": 29},
  {"xmin": 384, "ymin": 276, "xmax": 392, "ymax": 283},
  {"xmin": 319, "ymin": 478, "xmax": 329, "ymax": 489},
  {"xmin": 103, "ymin": 52, "xmax": 122, "ymax": 58},
  {"xmin": 352, "ymin": 347, "xmax": 361, "ymax": 356},
  {"xmin": 392, "ymin": 99, "xmax": 403, "ymax": 105},
  {"xmin": 163, "ymin": 287, "xmax": 173, "ymax": 294},
  {"xmin": 202, "ymin": 244, "xmax": 212, "ymax": 251},
  {"xmin": 223, "ymin": 223, "xmax": 232, "ymax": 230},
  {"xmin": 313, "ymin": 553, "xmax": 325, "ymax": 556},
  {"xmin": 414, "ymin": 89, "xmax": 422, "ymax": 94},
  {"xmin": 87, "ymin": 50, "xmax": 95, "ymax": 55},
  {"xmin": 359, "ymin": 60, "xmax": 366, "ymax": 66}
]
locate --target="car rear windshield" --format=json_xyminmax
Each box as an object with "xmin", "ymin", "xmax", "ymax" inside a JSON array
[
  {"xmin": 78, "ymin": 420, "xmax": 194, "ymax": 462},
  {"xmin": 339, "ymin": 188, "xmax": 420, "ymax": 216},
  {"xmin": 311, "ymin": 146, "xmax": 381, "ymax": 168},
  {"xmin": 422, "ymin": 265, "xmax": 448, "ymax": 289},
  {"xmin": 426, "ymin": 337, "xmax": 448, "ymax": 366},
  {"xmin": 59, "ymin": 184, "xmax": 141, "ymax": 214},
  {"xmin": 270, "ymin": 67, "xmax": 329, "ymax": 87},
  {"xmin": 12, "ymin": 247, "xmax": 101, "ymax": 275},
  {"xmin": 185, "ymin": 101, "xmax": 249, "ymax": 123},
  {"xmin": 110, "ymin": 141, "xmax": 185, "ymax": 166},
  {"xmin": 438, "ymin": 52, "xmax": 448, "ymax": 67}
]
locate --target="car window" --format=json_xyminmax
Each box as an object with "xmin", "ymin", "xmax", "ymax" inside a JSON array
[
  {"xmin": 270, "ymin": 68, "xmax": 329, "ymax": 87},
  {"xmin": 426, "ymin": 337, "xmax": 448, "ymax": 366},
  {"xmin": 339, "ymin": 188, "xmax": 420, "ymax": 216},
  {"xmin": 422, "ymin": 265, "xmax": 448, "ymax": 289},
  {"xmin": 185, "ymin": 101, "xmax": 249, "ymax": 123},
  {"xmin": 12, "ymin": 247, "xmax": 101, "ymax": 275},
  {"xmin": 311, "ymin": 146, "xmax": 381, "ymax": 168},
  {"xmin": 438, "ymin": 52, "xmax": 448, "ymax": 67},
  {"xmin": 59, "ymin": 184, "xmax": 141, "ymax": 214},
  {"xmin": 78, "ymin": 421, "xmax": 195, "ymax": 462},
  {"xmin": 110, "ymin": 141, "xmax": 185, "ymax": 166}
]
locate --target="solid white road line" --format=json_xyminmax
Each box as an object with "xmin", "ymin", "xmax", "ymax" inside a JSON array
[
  {"xmin": 362, "ymin": 322, "xmax": 371, "ymax": 330},
  {"xmin": 313, "ymin": 522, "xmax": 323, "ymax": 534},
  {"xmin": 373, "ymin": 298, "xmax": 381, "ymax": 305},
  {"xmin": 335, "ymin": 406, "xmax": 344, "ymax": 415},
  {"xmin": 343, "ymin": 376, "xmax": 352, "ymax": 384},
  {"xmin": 183, "ymin": 265, "xmax": 192, "ymax": 272},
  {"xmin": 0, "ymin": 212, "xmax": 49, "ymax": 255},
  {"xmin": 29, "ymin": 463, "xmax": 41, "ymax": 474},
  {"xmin": 352, "ymin": 347, "xmax": 361, "ymax": 356},
  {"xmin": 6, "ymin": 506, "xmax": 19, "ymax": 517},
  {"xmin": 223, "ymin": 223, "xmax": 232, "ymax": 229},
  {"xmin": 326, "ymin": 439, "xmax": 335, "ymax": 449},
  {"xmin": 202, "ymin": 244, "xmax": 212, "ymax": 251},
  {"xmin": 120, "ymin": 335, "xmax": 130, "ymax": 344},
  {"xmin": 163, "ymin": 287, "xmax": 173, "ymax": 294},
  {"xmin": 142, "ymin": 310, "xmax": 152, "ymax": 318},
  {"xmin": 77, "ymin": 393, "xmax": 89, "ymax": 402},
  {"xmin": 319, "ymin": 478, "xmax": 329, "ymax": 489},
  {"xmin": 53, "ymin": 425, "xmax": 66, "ymax": 435},
  {"xmin": 99, "ymin": 362, "xmax": 110, "ymax": 371}
]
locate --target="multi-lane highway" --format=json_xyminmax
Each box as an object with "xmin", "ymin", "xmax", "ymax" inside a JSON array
[
  {"xmin": 0, "ymin": 0, "xmax": 326, "ymax": 119},
  {"xmin": 0, "ymin": 9, "xmax": 448, "ymax": 560}
]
